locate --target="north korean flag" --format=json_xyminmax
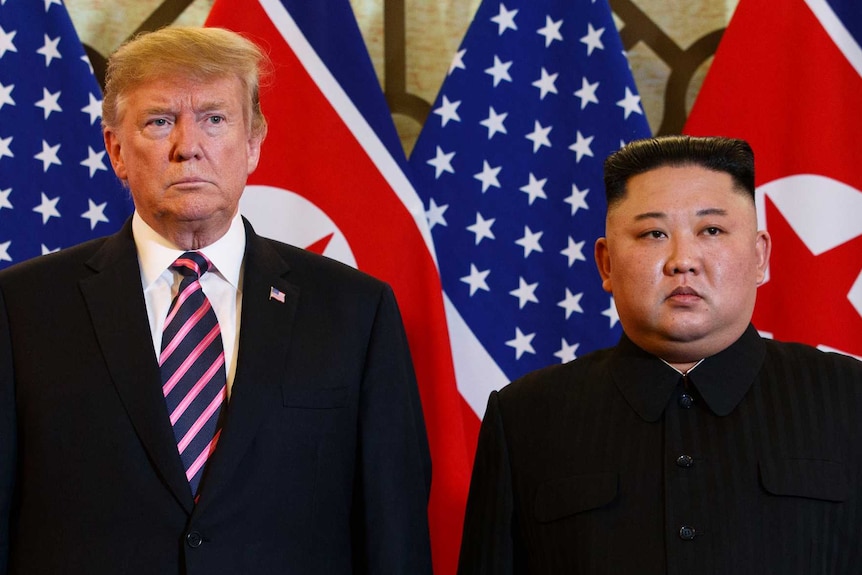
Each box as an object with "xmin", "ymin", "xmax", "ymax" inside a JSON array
[
  {"xmin": 685, "ymin": 0, "xmax": 862, "ymax": 359},
  {"xmin": 205, "ymin": 1, "xmax": 474, "ymax": 572}
]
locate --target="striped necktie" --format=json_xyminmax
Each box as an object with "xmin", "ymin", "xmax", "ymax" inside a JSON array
[{"xmin": 160, "ymin": 251, "xmax": 227, "ymax": 498}]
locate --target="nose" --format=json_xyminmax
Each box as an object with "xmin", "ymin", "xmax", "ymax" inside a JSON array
[
  {"xmin": 170, "ymin": 116, "xmax": 202, "ymax": 161},
  {"xmin": 664, "ymin": 235, "xmax": 700, "ymax": 276}
]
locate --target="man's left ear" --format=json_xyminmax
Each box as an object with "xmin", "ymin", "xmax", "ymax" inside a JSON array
[
  {"xmin": 247, "ymin": 135, "xmax": 263, "ymax": 174},
  {"xmin": 755, "ymin": 230, "xmax": 772, "ymax": 285}
]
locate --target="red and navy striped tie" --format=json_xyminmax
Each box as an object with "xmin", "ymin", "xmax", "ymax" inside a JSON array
[{"xmin": 160, "ymin": 251, "xmax": 227, "ymax": 498}]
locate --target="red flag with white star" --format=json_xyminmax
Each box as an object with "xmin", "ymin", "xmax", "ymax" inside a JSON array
[
  {"xmin": 205, "ymin": 1, "xmax": 473, "ymax": 572},
  {"xmin": 685, "ymin": 0, "xmax": 862, "ymax": 359}
]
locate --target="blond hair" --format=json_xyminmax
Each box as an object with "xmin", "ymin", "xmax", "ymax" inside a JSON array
[{"xmin": 102, "ymin": 26, "xmax": 269, "ymax": 139}]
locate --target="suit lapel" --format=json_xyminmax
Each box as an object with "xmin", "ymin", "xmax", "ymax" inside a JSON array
[
  {"xmin": 79, "ymin": 221, "xmax": 195, "ymax": 513},
  {"xmin": 195, "ymin": 220, "xmax": 298, "ymax": 512}
]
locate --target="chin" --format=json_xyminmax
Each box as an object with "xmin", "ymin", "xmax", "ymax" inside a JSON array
[
  {"xmin": 171, "ymin": 203, "xmax": 229, "ymax": 222},
  {"xmin": 663, "ymin": 323, "xmax": 748, "ymax": 358},
  {"xmin": 655, "ymin": 317, "xmax": 711, "ymax": 342},
  {"xmin": 665, "ymin": 327, "xmax": 711, "ymax": 344}
]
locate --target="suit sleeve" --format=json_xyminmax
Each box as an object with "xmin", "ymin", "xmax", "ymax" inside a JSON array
[
  {"xmin": 457, "ymin": 390, "xmax": 516, "ymax": 575},
  {"xmin": 352, "ymin": 284, "xmax": 433, "ymax": 574},
  {"xmin": 0, "ymin": 287, "xmax": 16, "ymax": 573}
]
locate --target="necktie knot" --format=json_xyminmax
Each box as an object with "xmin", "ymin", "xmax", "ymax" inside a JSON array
[{"xmin": 171, "ymin": 251, "xmax": 211, "ymax": 280}]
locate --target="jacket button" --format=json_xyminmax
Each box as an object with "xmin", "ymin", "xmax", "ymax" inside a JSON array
[
  {"xmin": 678, "ymin": 393, "xmax": 694, "ymax": 409},
  {"xmin": 676, "ymin": 454, "xmax": 694, "ymax": 468},
  {"xmin": 186, "ymin": 531, "xmax": 203, "ymax": 548},
  {"xmin": 679, "ymin": 525, "xmax": 697, "ymax": 540}
]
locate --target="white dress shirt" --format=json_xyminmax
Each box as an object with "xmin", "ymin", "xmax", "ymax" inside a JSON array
[{"xmin": 132, "ymin": 211, "xmax": 245, "ymax": 396}]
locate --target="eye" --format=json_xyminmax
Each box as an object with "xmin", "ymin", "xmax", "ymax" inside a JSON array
[
  {"xmin": 208, "ymin": 115, "xmax": 225, "ymax": 125},
  {"xmin": 703, "ymin": 226, "xmax": 722, "ymax": 236},
  {"xmin": 641, "ymin": 230, "xmax": 666, "ymax": 239},
  {"xmin": 150, "ymin": 118, "xmax": 169, "ymax": 127}
]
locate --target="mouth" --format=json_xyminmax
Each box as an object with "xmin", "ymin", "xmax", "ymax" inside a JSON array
[
  {"xmin": 666, "ymin": 286, "xmax": 702, "ymax": 303},
  {"xmin": 170, "ymin": 178, "xmax": 209, "ymax": 189}
]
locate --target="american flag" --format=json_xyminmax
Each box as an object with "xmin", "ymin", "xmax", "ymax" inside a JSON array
[
  {"xmin": 409, "ymin": 0, "xmax": 652, "ymax": 417},
  {"xmin": 0, "ymin": 0, "xmax": 132, "ymax": 271}
]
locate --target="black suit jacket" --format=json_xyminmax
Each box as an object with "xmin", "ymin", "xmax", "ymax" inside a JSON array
[
  {"xmin": 0, "ymin": 218, "xmax": 432, "ymax": 574},
  {"xmin": 458, "ymin": 325, "xmax": 862, "ymax": 575}
]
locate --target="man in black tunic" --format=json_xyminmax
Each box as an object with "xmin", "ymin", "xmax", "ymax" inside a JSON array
[{"xmin": 458, "ymin": 135, "xmax": 862, "ymax": 575}]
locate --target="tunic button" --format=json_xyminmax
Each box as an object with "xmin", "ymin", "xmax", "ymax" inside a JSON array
[
  {"xmin": 679, "ymin": 525, "xmax": 697, "ymax": 540},
  {"xmin": 678, "ymin": 393, "xmax": 694, "ymax": 409},
  {"xmin": 186, "ymin": 531, "xmax": 203, "ymax": 548},
  {"xmin": 676, "ymin": 454, "xmax": 694, "ymax": 468}
]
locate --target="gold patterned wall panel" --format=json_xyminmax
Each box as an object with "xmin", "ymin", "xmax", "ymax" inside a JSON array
[{"xmin": 64, "ymin": 0, "xmax": 738, "ymax": 153}]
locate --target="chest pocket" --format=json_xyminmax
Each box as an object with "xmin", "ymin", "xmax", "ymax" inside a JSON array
[
  {"xmin": 534, "ymin": 471, "xmax": 618, "ymax": 523},
  {"xmin": 759, "ymin": 458, "xmax": 848, "ymax": 502}
]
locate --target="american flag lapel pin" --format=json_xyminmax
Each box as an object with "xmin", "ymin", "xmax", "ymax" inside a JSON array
[{"xmin": 269, "ymin": 286, "xmax": 286, "ymax": 303}]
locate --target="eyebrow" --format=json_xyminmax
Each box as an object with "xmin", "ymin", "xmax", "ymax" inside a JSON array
[
  {"xmin": 141, "ymin": 101, "xmax": 231, "ymax": 116},
  {"xmin": 633, "ymin": 207, "xmax": 728, "ymax": 221},
  {"xmin": 140, "ymin": 106, "xmax": 174, "ymax": 116}
]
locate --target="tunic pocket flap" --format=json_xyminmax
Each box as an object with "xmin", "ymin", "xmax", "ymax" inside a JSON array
[
  {"xmin": 282, "ymin": 385, "xmax": 349, "ymax": 408},
  {"xmin": 534, "ymin": 472, "xmax": 618, "ymax": 523},
  {"xmin": 759, "ymin": 459, "xmax": 847, "ymax": 502}
]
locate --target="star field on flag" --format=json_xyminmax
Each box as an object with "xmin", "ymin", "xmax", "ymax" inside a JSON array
[
  {"xmin": 0, "ymin": 0, "xmax": 132, "ymax": 271},
  {"xmin": 410, "ymin": 0, "xmax": 652, "ymax": 387}
]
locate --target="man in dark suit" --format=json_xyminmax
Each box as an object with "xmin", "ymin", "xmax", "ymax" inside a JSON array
[
  {"xmin": 0, "ymin": 27, "xmax": 432, "ymax": 574},
  {"xmin": 457, "ymin": 135, "xmax": 862, "ymax": 574}
]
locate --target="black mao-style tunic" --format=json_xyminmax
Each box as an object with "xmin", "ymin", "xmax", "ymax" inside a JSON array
[{"xmin": 459, "ymin": 325, "xmax": 862, "ymax": 575}]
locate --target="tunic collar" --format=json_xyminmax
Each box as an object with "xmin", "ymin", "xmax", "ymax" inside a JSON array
[{"xmin": 611, "ymin": 324, "xmax": 766, "ymax": 422}]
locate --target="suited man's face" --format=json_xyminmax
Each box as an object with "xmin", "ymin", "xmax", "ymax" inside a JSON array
[
  {"xmin": 594, "ymin": 165, "xmax": 771, "ymax": 370},
  {"xmin": 103, "ymin": 73, "xmax": 262, "ymax": 249}
]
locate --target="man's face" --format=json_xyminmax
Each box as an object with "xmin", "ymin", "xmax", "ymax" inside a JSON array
[
  {"xmin": 595, "ymin": 165, "xmax": 771, "ymax": 367},
  {"xmin": 104, "ymin": 74, "xmax": 262, "ymax": 247}
]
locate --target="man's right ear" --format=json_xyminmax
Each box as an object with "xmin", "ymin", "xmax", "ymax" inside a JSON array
[
  {"xmin": 594, "ymin": 237, "xmax": 613, "ymax": 293},
  {"xmin": 103, "ymin": 128, "xmax": 127, "ymax": 181}
]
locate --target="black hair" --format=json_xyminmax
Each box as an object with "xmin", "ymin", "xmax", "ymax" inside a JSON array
[{"xmin": 603, "ymin": 135, "xmax": 755, "ymax": 208}]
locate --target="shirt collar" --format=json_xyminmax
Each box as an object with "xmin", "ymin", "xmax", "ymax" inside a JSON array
[
  {"xmin": 132, "ymin": 211, "xmax": 246, "ymax": 288},
  {"xmin": 611, "ymin": 324, "xmax": 766, "ymax": 422}
]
